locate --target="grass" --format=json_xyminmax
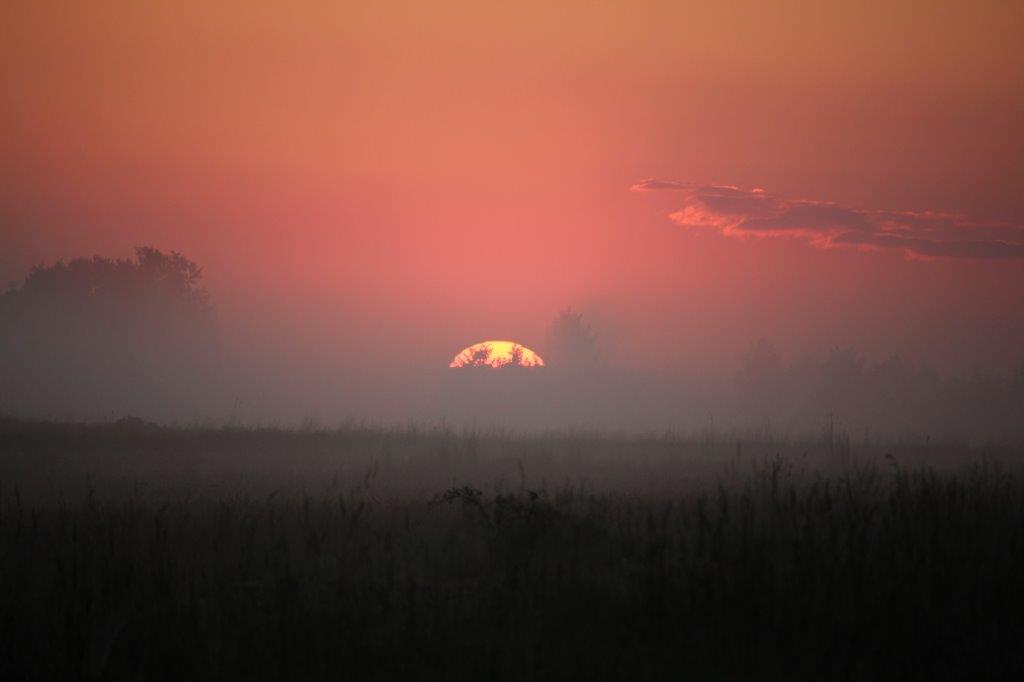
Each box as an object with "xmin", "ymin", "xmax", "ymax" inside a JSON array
[{"xmin": 1, "ymin": 418, "xmax": 1023, "ymax": 680}]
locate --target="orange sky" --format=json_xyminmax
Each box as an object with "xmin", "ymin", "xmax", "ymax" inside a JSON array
[{"xmin": 3, "ymin": 0, "xmax": 1023, "ymax": 373}]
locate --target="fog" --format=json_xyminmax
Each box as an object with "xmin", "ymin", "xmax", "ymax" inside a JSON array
[{"xmin": 1, "ymin": 248, "xmax": 1021, "ymax": 442}]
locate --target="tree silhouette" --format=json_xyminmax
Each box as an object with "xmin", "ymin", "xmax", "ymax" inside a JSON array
[
  {"xmin": 545, "ymin": 307, "xmax": 599, "ymax": 370},
  {"xmin": 8, "ymin": 247, "xmax": 209, "ymax": 315},
  {"xmin": 0, "ymin": 247, "xmax": 216, "ymax": 418},
  {"xmin": 504, "ymin": 343, "xmax": 526, "ymax": 369},
  {"xmin": 463, "ymin": 343, "xmax": 494, "ymax": 368}
]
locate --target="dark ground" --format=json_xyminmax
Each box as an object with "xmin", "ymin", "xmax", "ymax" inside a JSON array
[{"xmin": 1, "ymin": 417, "xmax": 1023, "ymax": 681}]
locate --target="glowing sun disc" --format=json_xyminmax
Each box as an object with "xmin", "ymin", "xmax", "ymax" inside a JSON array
[{"xmin": 449, "ymin": 340, "xmax": 545, "ymax": 369}]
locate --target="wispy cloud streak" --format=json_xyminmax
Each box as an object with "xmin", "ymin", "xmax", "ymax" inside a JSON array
[{"xmin": 632, "ymin": 180, "xmax": 1024, "ymax": 260}]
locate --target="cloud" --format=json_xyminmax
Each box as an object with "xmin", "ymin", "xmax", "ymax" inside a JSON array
[
  {"xmin": 636, "ymin": 181, "xmax": 1024, "ymax": 260},
  {"xmin": 831, "ymin": 232, "xmax": 1024, "ymax": 260},
  {"xmin": 629, "ymin": 179, "xmax": 692, "ymax": 192}
]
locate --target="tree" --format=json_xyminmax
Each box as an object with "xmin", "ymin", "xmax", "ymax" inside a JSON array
[
  {"xmin": 0, "ymin": 247, "xmax": 216, "ymax": 419},
  {"xmin": 10, "ymin": 246, "xmax": 209, "ymax": 313},
  {"xmin": 545, "ymin": 307, "xmax": 599, "ymax": 370}
]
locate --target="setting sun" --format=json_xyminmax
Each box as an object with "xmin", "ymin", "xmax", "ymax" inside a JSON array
[{"xmin": 449, "ymin": 341, "xmax": 545, "ymax": 369}]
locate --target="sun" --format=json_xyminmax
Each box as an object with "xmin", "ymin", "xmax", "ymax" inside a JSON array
[{"xmin": 449, "ymin": 340, "xmax": 545, "ymax": 369}]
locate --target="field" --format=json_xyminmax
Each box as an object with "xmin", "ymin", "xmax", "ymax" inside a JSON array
[{"xmin": 2, "ymin": 418, "xmax": 1023, "ymax": 681}]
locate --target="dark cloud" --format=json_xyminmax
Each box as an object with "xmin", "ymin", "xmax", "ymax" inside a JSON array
[
  {"xmin": 641, "ymin": 182, "xmax": 1024, "ymax": 260},
  {"xmin": 741, "ymin": 202, "xmax": 875, "ymax": 234},
  {"xmin": 629, "ymin": 179, "xmax": 691, "ymax": 192},
  {"xmin": 831, "ymin": 232, "xmax": 1024, "ymax": 260}
]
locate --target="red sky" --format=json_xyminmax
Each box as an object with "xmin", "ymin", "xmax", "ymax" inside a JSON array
[{"xmin": 3, "ymin": 0, "xmax": 1023, "ymax": 373}]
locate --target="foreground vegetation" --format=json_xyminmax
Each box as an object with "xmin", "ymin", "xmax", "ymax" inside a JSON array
[{"xmin": 1, "ymin": 419, "xmax": 1023, "ymax": 680}]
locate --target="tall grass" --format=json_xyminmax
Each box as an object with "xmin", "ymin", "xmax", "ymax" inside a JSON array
[{"xmin": 1, "ymin": 419, "xmax": 1022, "ymax": 680}]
